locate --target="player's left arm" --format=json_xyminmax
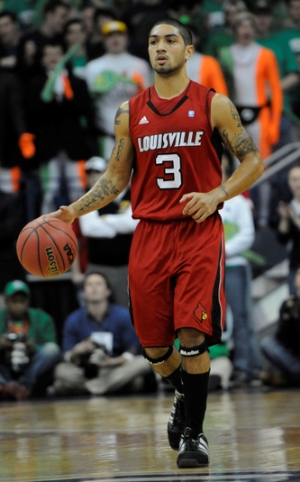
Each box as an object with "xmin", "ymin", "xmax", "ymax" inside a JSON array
[{"xmin": 181, "ymin": 94, "xmax": 264, "ymax": 222}]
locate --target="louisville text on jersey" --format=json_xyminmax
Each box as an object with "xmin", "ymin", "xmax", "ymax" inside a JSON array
[{"xmin": 137, "ymin": 131, "xmax": 204, "ymax": 152}]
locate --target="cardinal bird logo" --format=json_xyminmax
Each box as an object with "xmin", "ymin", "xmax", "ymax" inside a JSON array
[{"xmin": 194, "ymin": 302, "xmax": 208, "ymax": 323}]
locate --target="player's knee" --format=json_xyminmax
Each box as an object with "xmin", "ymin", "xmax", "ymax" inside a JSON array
[
  {"xmin": 143, "ymin": 346, "xmax": 173, "ymax": 365},
  {"xmin": 179, "ymin": 340, "xmax": 208, "ymax": 357},
  {"xmin": 177, "ymin": 327, "xmax": 206, "ymax": 347}
]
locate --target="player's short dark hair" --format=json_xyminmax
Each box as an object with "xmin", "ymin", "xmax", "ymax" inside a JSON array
[{"xmin": 150, "ymin": 18, "xmax": 193, "ymax": 46}]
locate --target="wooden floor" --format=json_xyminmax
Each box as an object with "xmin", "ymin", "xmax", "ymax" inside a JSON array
[{"xmin": 0, "ymin": 386, "xmax": 300, "ymax": 482}]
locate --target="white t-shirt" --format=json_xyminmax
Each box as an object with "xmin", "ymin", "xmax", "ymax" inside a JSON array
[
  {"xmin": 85, "ymin": 52, "xmax": 152, "ymax": 136},
  {"xmin": 220, "ymin": 195, "xmax": 255, "ymax": 267}
]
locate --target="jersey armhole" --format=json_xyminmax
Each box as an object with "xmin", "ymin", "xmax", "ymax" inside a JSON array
[{"xmin": 205, "ymin": 89, "xmax": 215, "ymax": 134}]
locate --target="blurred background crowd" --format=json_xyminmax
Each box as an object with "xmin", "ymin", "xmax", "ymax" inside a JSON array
[{"xmin": 1, "ymin": 0, "xmax": 300, "ymax": 401}]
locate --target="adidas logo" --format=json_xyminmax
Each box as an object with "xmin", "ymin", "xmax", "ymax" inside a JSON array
[{"xmin": 139, "ymin": 116, "xmax": 149, "ymax": 124}]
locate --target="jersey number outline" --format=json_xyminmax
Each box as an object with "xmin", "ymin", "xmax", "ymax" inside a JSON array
[{"xmin": 156, "ymin": 153, "xmax": 182, "ymax": 189}]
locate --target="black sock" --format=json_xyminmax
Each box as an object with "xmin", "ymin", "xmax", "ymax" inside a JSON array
[
  {"xmin": 163, "ymin": 365, "xmax": 183, "ymax": 393},
  {"xmin": 181, "ymin": 369, "xmax": 210, "ymax": 435}
]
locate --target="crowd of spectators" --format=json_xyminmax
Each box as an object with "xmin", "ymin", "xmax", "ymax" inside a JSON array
[{"xmin": 1, "ymin": 0, "xmax": 300, "ymax": 399}]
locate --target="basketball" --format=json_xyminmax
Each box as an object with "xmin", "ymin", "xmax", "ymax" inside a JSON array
[{"xmin": 16, "ymin": 216, "xmax": 78, "ymax": 278}]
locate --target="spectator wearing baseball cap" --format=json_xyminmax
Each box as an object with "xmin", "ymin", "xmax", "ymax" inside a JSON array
[
  {"xmin": 71, "ymin": 151, "xmax": 139, "ymax": 307},
  {"xmin": 101, "ymin": 20, "xmax": 128, "ymax": 36},
  {"xmin": 4, "ymin": 280, "xmax": 30, "ymax": 298},
  {"xmin": 84, "ymin": 18, "xmax": 152, "ymax": 159},
  {"xmin": 71, "ymin": 156, "xmax": 107, "ymax": 298},
  {"xmin": 0, "ymin": 280, "xmax": 61, "ymax": 401}
]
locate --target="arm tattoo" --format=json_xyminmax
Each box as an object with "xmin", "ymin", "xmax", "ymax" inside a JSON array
[
  {"xmin": 219, "ymin": 185, "xmax": 228, "ymax": 198},
  {"xmin": 114, "ymin": 106, "xmax": 129, "ymax": 125},
  {"xmin": 113, "ymin": 138, "xmax": 125, "ymax": 161},
  {"xmin": 221, "ymin": 129, "xmax": 258, "ymax": 158},
  {"xmin": 77, "ymin": 178, "xmax": 119, "ymax": 214},
  {"xmin": 228, "ymin": 100, "xmax": 242, "ymax": 127}
]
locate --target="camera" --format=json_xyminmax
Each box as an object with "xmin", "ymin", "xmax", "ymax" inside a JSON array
[
  {"xmin": 8, "ymin": 333, "xmax": 29, "ymax": 373},
  {"xmin": 79, "ymin": 343, "xmax": 107, "ymax": 379}
]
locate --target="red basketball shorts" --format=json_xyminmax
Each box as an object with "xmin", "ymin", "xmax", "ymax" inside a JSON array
[{"xmin": 128, "ymin": 213, "xmax": 226, "ymax": 347}]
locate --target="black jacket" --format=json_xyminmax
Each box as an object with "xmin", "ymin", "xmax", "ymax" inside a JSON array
[
  {"xmin": 25, "ymin": 68, "xmax": 98, "ymax": 164},
  {"xmin": 0, "ymin": 70, "xmax": 27, "ymax": 168}
]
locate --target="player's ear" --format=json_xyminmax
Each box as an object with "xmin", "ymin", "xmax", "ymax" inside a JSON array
[{"xmin": 185, "ymin": 44, "xmax": 194, "ymax": 61}]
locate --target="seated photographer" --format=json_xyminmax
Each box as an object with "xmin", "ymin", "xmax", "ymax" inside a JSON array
[
  {"xmin": 260, "ymin": 266, "xmax": 300, "ymax": 387},
  {"xmin": 52, "ymin": 271, "xmax": 157, "ymax": 396},
  {"xmin": 0, "ymin": 280, "xmax": 61, "ymax": 401}
]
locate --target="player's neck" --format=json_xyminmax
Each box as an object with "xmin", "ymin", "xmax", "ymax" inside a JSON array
[{"xmin": 154, "ymin": 73, "xmax": 190, "ymax": 100}]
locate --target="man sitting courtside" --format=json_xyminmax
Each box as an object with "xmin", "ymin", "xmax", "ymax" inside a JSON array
[{"xmin": 52, "ymin": 271, "xmax": 157, "ymax": 396}]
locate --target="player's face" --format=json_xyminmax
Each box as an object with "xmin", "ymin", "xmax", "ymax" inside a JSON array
[{"xmin": 148, "ymin": 24, "xmax": 192, "ymax": 75}]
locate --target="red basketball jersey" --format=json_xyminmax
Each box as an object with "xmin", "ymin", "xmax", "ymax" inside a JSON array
[{"xmin": 129, "ymin": 80, "xmax": 223, "ymax": 221}]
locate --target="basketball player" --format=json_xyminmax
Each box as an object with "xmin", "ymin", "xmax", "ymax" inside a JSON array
[{"xmin": 49, "ymin": 19, "xmax": 264, "ymax": 468}]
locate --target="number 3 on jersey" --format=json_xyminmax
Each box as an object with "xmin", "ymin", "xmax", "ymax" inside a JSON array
[{"xmin": 156, "ymin": 153, "xmax": 182, "ymax": 189}]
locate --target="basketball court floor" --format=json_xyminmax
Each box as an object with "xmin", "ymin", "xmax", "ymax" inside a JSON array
[{"xmin": 0, "ymin": 386, "xmax": 299, "ymax": 482}]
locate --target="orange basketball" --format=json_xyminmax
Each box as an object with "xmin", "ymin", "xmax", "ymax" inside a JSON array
[{"xmin": 16, "ymin": 216, "xmax": 78, "ymax": 278}]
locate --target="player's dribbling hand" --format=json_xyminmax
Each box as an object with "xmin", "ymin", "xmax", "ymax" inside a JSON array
[{"xmin": 48, "ymin": 205, "xmax": 76, "ymax": 225}]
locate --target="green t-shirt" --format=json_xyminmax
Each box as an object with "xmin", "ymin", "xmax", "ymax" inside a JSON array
[
  {"xmin": 0, "ymin": 307, "xmax": 57, "ymax": 351},
  {"xmin": 203, "ymin": 31, "xmax": 234, "ymax": 58},
  {"xmin": 271, "ymin": 28, "xmax": 300, "ymax": 103}
]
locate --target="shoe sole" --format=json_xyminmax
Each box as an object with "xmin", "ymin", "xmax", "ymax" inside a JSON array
[{"xmin": 177, "ymin": 452, "xmax": 209, "ymax": 468}]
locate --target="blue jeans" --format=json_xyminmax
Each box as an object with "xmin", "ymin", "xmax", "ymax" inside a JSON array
[
  {"xmin": 260, "ymin": 336, "xmax": 300, "ymax": 385},
  {"xmin": 226, "ymin": 264, "xmax": 262, "ymax": 374},
  {"xmin": 0, "ymin": 342, "xmax": 61, "ymax": 396}
]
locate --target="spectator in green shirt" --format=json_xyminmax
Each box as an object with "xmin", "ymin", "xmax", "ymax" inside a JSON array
[
  {"xmin": 203, "ymin": 0, "xmax": 247, "ymax": 58},
  {"xmin": 272, "ymin": 0, "xmax": 300, "ymax": 120},
  {"xmin": 0, "ymin": 280, "xmax": 61, "ymax": 400}
]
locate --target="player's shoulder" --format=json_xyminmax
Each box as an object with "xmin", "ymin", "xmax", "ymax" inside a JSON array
[
  {"xmin": 129, "ymin": 85, "xmax": 150, "ymax": 106},
  {"xmin": 210, "ymin": 92, "xmax": 231, "ymax": 111}
]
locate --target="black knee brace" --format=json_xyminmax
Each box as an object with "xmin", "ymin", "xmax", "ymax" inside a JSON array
[
  {"xmin": 179, "ymin": 340, "xmax": 208, "ymax": 357},
  {"xmin": 142, "ymin": 346, "xmax": 173, "ymax": 365}
]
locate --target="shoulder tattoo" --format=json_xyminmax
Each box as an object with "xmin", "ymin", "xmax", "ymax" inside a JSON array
[
  {"xmin": 221, "ymin": 100, "xmax": 258, "ymax": 157},
  {"xmin": 114, "ymin": 106, "xmax": 129, "ymax": 125},
  {"xmin": 228, "ymin": 100, "xmax": 242, "ymax": 127}
]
